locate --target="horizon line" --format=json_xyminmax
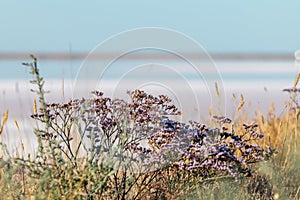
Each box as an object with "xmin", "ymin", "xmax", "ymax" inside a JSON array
[{"xmin": 0, "ymin": 52, "xmax": 294, "ymax": 61}]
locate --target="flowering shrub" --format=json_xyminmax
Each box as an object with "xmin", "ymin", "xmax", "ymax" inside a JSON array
[
  {"xmin": 0, "ymin": 56, "xmax": 276, "ymax": 199},
  {"xmin": 31, "ymin": 87, "xmax": 273, "ymax": 179}
]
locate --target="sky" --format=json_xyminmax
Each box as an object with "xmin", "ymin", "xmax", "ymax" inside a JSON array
[{"xmin": 1, "ymin": 1, "xmax": 300, "ymax": 54}]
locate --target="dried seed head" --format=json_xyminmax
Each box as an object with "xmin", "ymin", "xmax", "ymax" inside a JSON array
[
  {"xmin": 269, "ymin": 103, "xmax": 275, "ymax": 113},
  {"xmin": 240, "ymin": 94, "xmax": 244, "ymax": 102},
  {"xmin": 0, "ymin": 109, "xmax": 8, "ymax": 134},
  {"xmin": 237, "ymin": 94, "xmax": 245, "ymax": 111},
  {"xmin": 232, "ymin": 93, "xmax": 236, "ymax": 100},
  {"xmin": 14, "ymin": 120, "xmax": 20, "ymax": 131},
  {"xmin": 237, "ymin": 102, "xmax": 244, "ymax": 111},
  {"xmin": 260, "ymin": 115, "xmax": 265, "ymax": 124}
]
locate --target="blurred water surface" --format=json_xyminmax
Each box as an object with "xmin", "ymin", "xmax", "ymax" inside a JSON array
[{"xmin": 0, "ymin": 59, "xmax": 299, "ymax": 154}]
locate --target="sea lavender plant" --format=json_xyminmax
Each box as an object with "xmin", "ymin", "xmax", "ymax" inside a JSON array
[{"xmin": 14, "ymin": 56, "xmax": 275, "ymax": 199}]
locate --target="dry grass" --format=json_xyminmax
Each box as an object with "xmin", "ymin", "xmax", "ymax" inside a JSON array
[{"xmin": 0, "ymin": 109, "xmax": 8, "ymax": 135}]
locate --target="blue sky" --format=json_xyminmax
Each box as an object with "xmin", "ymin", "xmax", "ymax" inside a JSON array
[{"xmin": 0, "ymin": 1, "xmax": 300, "ymax": 54}]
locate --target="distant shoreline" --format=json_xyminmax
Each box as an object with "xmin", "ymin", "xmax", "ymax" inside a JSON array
[{"xmin": 0, "ymin": 52, "xmax": 295, "ymax": 61}]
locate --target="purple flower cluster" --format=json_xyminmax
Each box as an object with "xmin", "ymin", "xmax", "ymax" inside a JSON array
[
  {"xmin": 142, "ymin": 117, "xmax": 268, "ymax": 180},
  {"xmin": 31, "ymin": 89, "xmax": 272, "ymax": 180}
]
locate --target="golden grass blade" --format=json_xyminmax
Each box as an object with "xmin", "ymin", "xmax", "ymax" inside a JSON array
[
  {"xmin": 0, "ymin": 109, "xmax": 8, "ymax": 135},
  {"xmin": 214, "ymin": 82, "xmax": 219, "ymax": 97},
  {"xmin": 14, "ymin": 120, "xmax": 20, "ymax": 131},
  {"xmin": 33, "ymin": 99, "xmax": 37, "ymax": 115},
  {"xmin": 209, "ymin": 105, "xmax": 213, "ymax": 117},
  {"xmin": 293, "ymin": 73, "xmax": 300, "ymax": 87},
  {"xmin": 14, "ymin": 120, "xmax": 25, "ymax": 152},
  {"xmin": 269, "ymin": 103, "xmax": 275, "ymax": 113},
  {"xmin": 260, "ymin": 115, "xmax": 265, "ymax": 124}
]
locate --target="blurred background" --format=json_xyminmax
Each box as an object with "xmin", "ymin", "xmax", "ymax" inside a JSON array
[
  {"xmin": 0, "ymin": 1, "xmax": 300, "ymax": 151},
  {"xmin": 1, "ymin": 1, "xmax": 299, "ymax": 78}
]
